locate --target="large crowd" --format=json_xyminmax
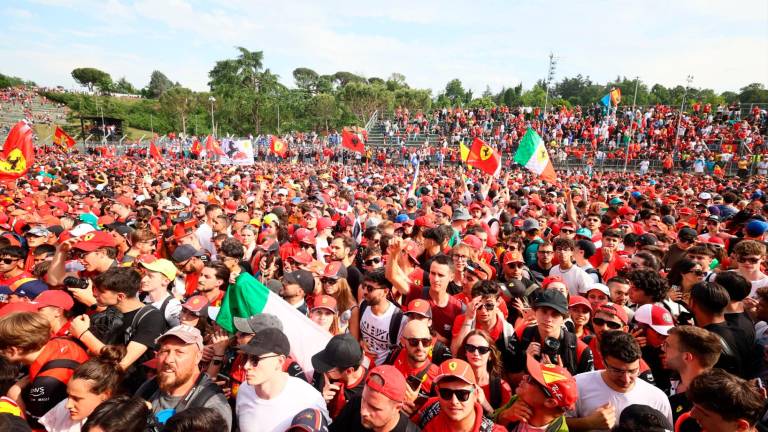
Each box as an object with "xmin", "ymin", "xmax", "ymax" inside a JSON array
[{"xmin": 0, "ymin": 143, "xmax": 768, "ymax": 432}]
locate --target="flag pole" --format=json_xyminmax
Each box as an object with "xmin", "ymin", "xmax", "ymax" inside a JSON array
[{"xmin": 623, "ymin": 77, "xmax": 640, "ymax": 173}]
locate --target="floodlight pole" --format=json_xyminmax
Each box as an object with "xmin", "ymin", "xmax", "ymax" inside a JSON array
[
  {"xmin": 623, "ymin": 77, "xmax": 640, "ymax": 173},
  {"xmin": 674, "ymin": 75, "xmax": 694, "ymax": 154}
]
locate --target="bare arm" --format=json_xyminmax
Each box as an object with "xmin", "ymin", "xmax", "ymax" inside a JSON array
[
  {"xmin": 385, "ymin": 239, "xmax": 411, "ymax": 296},
  {"xmin": 47, "ymin": 238, "xmax": 78, "ymax": 286}
]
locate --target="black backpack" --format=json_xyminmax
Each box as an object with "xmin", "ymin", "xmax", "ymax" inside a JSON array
[{"xmin": 359, "ymin": 300, "xmax": 404, "ymax": 349}]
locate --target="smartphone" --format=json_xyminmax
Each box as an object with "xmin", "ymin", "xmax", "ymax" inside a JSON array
[
  {"xmin": 406, "ymin": 375, "xmax": 422, "ymax": 391},
  {"xmin": 216, "ymin": 373, "xmax": 231, "ymax": 385},
  {"xmin": 543, "ymin": 227, "xmax": 552, "ymax": 237}
]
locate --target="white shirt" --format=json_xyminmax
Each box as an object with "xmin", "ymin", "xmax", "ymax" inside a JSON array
[
  {"xmin": 39, "ymin": 398, "xmax": 85, "ymax": 432},
  {"xmin": 550, "ymin": 264, "xmax": 594, "ymax": 296},
  {"xmin": 236, "ymin": 375, "xmax": 328, "ymax": 432},
  {"xmin": 147, "ymin": 294, "xmax": 182, "ymax": 328},
  {"xmin": 569, "ymin": 370, "xmax": 672, "ymax": 431},
  {"xmin": 360, "ymin": 301, "xmax": 399, "ymax": 365},
  {"xmin": 196, "ymin": 223, "xmax": 216, "ymax": 258}
]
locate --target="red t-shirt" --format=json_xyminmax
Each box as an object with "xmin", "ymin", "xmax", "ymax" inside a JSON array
[
  {"xmin": 391, "ymin": 349, "xmax": 439, "ymax": 395},
  {"xmin": 415, "ymin": 398, "xmax": 507, "ymax": 432},
  {"xmin": 407, "ymin": 286, "xmax": 465, "ymax": 341},
  {"xmin": 452, "ymin": 314, "xmax": 504, "ymax": 342}
]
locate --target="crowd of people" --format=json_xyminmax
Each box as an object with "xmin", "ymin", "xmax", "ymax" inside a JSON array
[
  {"xmin": 0, "ymin": 145, "xmax": 767, "ymax": 432},
  {"xmin": 0, "ymin": 87, "xmax": 68, "ymax": 129}
]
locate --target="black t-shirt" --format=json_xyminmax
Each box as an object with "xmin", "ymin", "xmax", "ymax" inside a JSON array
[
  {"xmin": 725, "ymin": 311, "xmax": 756, "ymax": 342},
  {"xmin": 669, "ymin": 392, "xmax": 700, "ymax": 432},
  {"xmin": 705, "ymin": 321, "xmax": 757, "ymax": 379},
  {"xmin": 347, "ymin": 265, "xmax": 363, "ymax": 299},
  {"xmin": 119, "ymin": 305, "xmax": 165, "ymax": 393},
  {"xmin": 330, "ymin": 395, "xmax": 421, "ymax": 432},
  {"xmin": 508, "ymin": 326, "xmax": 594, "ymax": 376}
]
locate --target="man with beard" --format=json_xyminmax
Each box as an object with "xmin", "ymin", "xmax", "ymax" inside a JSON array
[
  {"xmin": 389, "ymin": 320, "xmax": 439, "ymax": 415},
  {"xmin": 329, "ymin": 235, "xmax": 363, "ymax": 298},
  {"xmin": 137, "ymin": 325, "xmax": 231, "ymax": 430},
  {"xmin": 192, "ymin": 261, "xmax": 229, "ymax": 307},
  {"xmin": 171, "ymin": 244, "xmax": 207, "ymax": 298}
]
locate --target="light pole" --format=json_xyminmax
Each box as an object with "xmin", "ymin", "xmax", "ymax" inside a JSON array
[
  {"xmin": 623, "ymin": 76, "xmax": 640, "ymax": 173},
  {"xmin": 674, "ymin": 75, "xmax": 694, "ymax": 152},
  {"xmin": 208, "ymin": 96, "xmax": 216, "ymax": 137},
  {"xmin": 542, "ymin": 53, "xmax": 558, "ymax": 118}
]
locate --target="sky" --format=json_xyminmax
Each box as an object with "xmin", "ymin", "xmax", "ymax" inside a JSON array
[{"xmin": 1, "ymin": 0, "xmax": 766, "ymax": 96}]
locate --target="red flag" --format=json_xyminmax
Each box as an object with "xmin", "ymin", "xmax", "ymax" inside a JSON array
[
  {"xmin": 150, "ymin": 140, "xmax": 163, "ymax": 160},
  {"xmin": 0, "ymin": 120, "xmax": 34, "ymax": 181},
  {"xmin": 191, "ymin": 139, "xmax": 202, "ymax": 156},
  {"xmin": 466, "ymin": 137, "xmax": 501, "ymax": 177},
  {"xmin": 270, "ymin": 136, "xmax": 288, "ymax": 158},
  {"xmin": 342, "ymin": 128, "xmax": 365, "ymax": 154},
  {"xmin": 205, "ymin": 135, "xmax": 224, "ymax": 156},
  {"xmin": 53, "ymin": 126, "xmax": 76, "ymax": 150}
]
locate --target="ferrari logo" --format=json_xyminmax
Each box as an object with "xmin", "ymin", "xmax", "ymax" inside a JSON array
[
  {"xmin": 480, "ymin": 146, "xmax": 493, "ymax": 161},
  {"xmin": 448, "ymin": 361, "xmax": 457, "ymax": 371},
  {"xmin": 0, "ymin": 149, "xmax": 27, "ymax": 174},
  {"xmin": 81, "ymin": 233, "xmax": 96, "ymax": 241}
]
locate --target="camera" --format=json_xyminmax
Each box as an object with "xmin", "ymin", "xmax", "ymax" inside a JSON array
[
  {"xmin": 541, "ymin": 336, "xmax": 561, "ymax": 360},
  {"xmin": 63, "ymin": 276, "xmax": 89, "ymax": 289}
]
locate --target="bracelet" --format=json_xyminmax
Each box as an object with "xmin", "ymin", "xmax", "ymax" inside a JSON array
[
  {"xmin": 212, "ymin": 355, "xmax": 224, "ymax": 360},
  {"xmin": 78, "ymin": 329, "xmax": 92, "ymax": 340},
  {"xmin": 463, "ymin": 319, "xmax": 475, "ymax": 327}
]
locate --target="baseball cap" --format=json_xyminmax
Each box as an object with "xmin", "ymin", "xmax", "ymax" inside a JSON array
[
  {"xmin": 156, "ymin": 325, "xmax": 204, "ymax": 351},
  {"xmin": 35, "ymin": 290, "xmax": 74, "ymax": 310},
  {"xmin": 678, "ymin": 227, "xmax": 698, "ymax": 242},
  {"xmin": 311, "ymin": 295, "xmax": 338, "ymax": 314},
  {"xmin": 462, "ymin": 234, "xmax": 484, "ymax": 250},
  {"xmin": 283, "ymin": 269, "xmax": 316, "ymax": 296},
  {"xmin": 575, "ymin": 227, "xmax": 592, "ymax": 238},
  {"xmin": 522, "ymin": 218, "xmax": 540, "ymax": 232},
  {"xmin": 502, "ymin": 250, "xmax": 525, "ymax": 265},
  {"xmin": 634, "ymin": 304, "xmax": 675, "ymax": 335},
  {"xmin": 233, "ymin": 313, "xmax": 284, "ymax": 334},
  {"xmin": 322, "ymin": 261, "xmax": 348, "ymax": 280},
  {"xmin": 533, "ymin": 289, "xmax": 568, "ymax": 315},
  {"xmin": 581, "ymin": 283, "xmax": 610, "ymax": 297},
  {"xmin": 698, "ymin": 192, "xmax": 712, "ymax": 201},
  {"xmin": 137, "ymin": 256, "xmax": 178, "ymax": 281},
  {"xmin": 316, "ymin": 217, "xmax": 336, "ymax": 231},
  {"xmin": 311, "ymin": 334, "xmax": 363, "ymax": 373},
  {"xmin": 617, "ymin": 404, "xmax": 673, "ymax": 431},
  {"xmin": 171, "ymin": 244, "xmax": 207, "ymax": 263},
  {"xmin": 403, "ymin": 240, "xmax": 423, "ymax": 263},
  {"xmin": 0, "ymin": 301, "xmax": 40, "ymax": 317},
  {"xmin": 71, "ymin": 231, "xmax": 117, "ymax": 252},
  {"xmin": 596, "ymin": 302, "xmax": 628, "ymax": 325},
  {"xmin": 451, "ymin": 208, "xmax": 471, "ymax": 221},
  {"xmin": 287, "ymin": 408, "xmax": 329, "ymax": 432},
  {"xmin": 434, "ymin": 359, "xmax": 476, "ymax": 385},
  {"xmin": 405, "ymin": 299, "xmax": 432, "ymax": 318},
  {"xmin": 465, "ymin": 260, "xmax": 491, "ymax": 280},
  {"xmin": 365, "ymin": 365, "xmax": 408, "ymax": 403},
  {"xmin": 238, "ymin": 327, "xmax": 291, "ymax": 357},
  {"xmin": 526, "ymin": 355, "xmax": 578, "ymax": 409},
  {"xmin": 568, "ymin": 295, "xmax": 592, "ymax": 313},
  {"xmin": 26, "ymin": 227, "xmax": 50, "ymax": 237},
  {"xmin": 181, "ymin": 295, "xmax": 209, "ymax": 317},
  {"xmin": 746, "ymin": 219, "xmax": 768, "ymax": 237}
]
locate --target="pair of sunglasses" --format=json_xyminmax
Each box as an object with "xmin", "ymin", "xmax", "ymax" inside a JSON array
[
  {"xmin": 464, "ymin": 343, "xmax": 491, "ymax": 355},
  {"xmin": 404, "ymin": 337, "xmax": 431, "ymax": 348},
  {"xmin": 592, "ymin": 317, "xmax": 623, "ymax": 330},
  {"xmin": 437, "ymin": 387, "xmax": 474, "ymax": 402}
]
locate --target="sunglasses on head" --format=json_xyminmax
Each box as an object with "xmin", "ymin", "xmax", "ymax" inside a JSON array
[
  {"xmin": 405, "ymin": 337, "xmax": 432, "ymax": 348},
  {"xmin": 738, "ymin": 256, "xmax": 761, "ymax": 264},
  {"xmin": 592, "ymin": 317, "xmax": 623, "ymax": 330},
  {"xmin": 437, "ymin": 387, "xmax": 474, "ymax": 402},
  {"xmin": 364, "ymin": 257, "xmax": 381, "ymax": 266},
  {"xmin": 464, "ymin": 343, "xmax": 491, "ymax": 355}
]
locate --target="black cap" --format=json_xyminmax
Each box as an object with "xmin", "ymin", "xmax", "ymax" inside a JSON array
[
  {"xmin": 533, "ymin": 289, "xmax": 568, "ymax": 315},
  {"xmin": 104, "ymin": 222, "xmax": 134, "ymax": 237},
  {"xmin": 311, "ymin": 334, "xmax": 363, "ymax": 373},
  {"xmin": 171, "ymin": 244, "xmax": 207, "ymax": 263},
  {"xmin": 238, "ymin": 327, "xmax": 290, "ymax": 357},
  {"xmin": 287, "ymin": 408, "xmax": 329, "ymax": 432},
  {"xmin": 637, "ymin": 233, "xmax": 658, "ymax": 246},
  {"xmin": 678, "ymin": 227, "xmax": 698, "ymax": 242},
  {"xmin": 283, "ymin": 270, "xmax": 315, "ymax": 296}
]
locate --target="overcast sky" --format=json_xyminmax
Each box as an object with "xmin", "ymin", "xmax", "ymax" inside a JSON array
[{"xmin": 2, "ymin": 0, "xmax": 766, "ymax": 95}]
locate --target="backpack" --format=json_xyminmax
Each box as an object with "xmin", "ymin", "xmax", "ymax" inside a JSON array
[
  {"xmin": 518, "ymin": 326, "xmax": 588, "ymax": 374},
  {"xmin": 89, "ymin": 306, "xmax": 124, "ymax": 345},
  {"xmin": 488, "ymin": 374, "xmax": 503, "ymax": 409},
  {"xmin": 360, "ymin": 300, "xmax": 404, "ymax": 349},
  {"xmin": 125, "ymin": 305, "xmax": 161, "ymax": 345},
  {"xmin": 137, "ymin": 374, "xmax": 222, "ymax": 427},
  {"xmin": 584, "ymin": 267, "xmax": 602, "ymax": 284}
]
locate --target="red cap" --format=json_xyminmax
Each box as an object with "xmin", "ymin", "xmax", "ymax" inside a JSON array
[
  {"xmin": 437, "ymin": 205, "xmax": 453, "ymax": 218},
  {"xmin": 529, "ymin": 197, "xmax": 544, "ymax": 208},
  {"xmin": 35, "ymin": 290, "xmax": 74, "ymax": 311},
  {"xmin": 434, "ymin": 359, "xmax": 476, "ymax": 385},
  {"xmin": 182, "ymin": 295, "xmax": 209, "ymax": 315},
  {"xmin": 0, "ymin": 301, "xmax": 40, "ymax": 317},
  {"xmin": 224, "ymin": 200, "xmax": 238, "ymax": 214},
  {"xmin": 469, "ymin": 202, "xmax": 482, "ymax": 212},
  {"xmin": 173, "ymin": 220, "xmax": 197, "ymax": 241},
  {"xmin": 403, "ymin": 240, "xmax": 423, "ymax": 263},
  {"xmin": 366, "ymin": 365, "xmax": 408, "ymax": 403},
  {"xmin": 679, "ymin": 207, "xmax": 694, "ymax": 216},
  {"xmin": 316, "ymin": 217, "xmax": 336, "ymax": 231},
  {"xmin": 311, "ymin": 294, "xmax": 338, "ymax": 313},
  {"xmin": 405, "ymin": 299, "xmax": 432, "ymax": 318},
  {"xmin": 502, "ymin": 250, "xmax": 525, "ymax": 265},
  {"xmin": 619, "ymin": 206, "xmax": 638, "ymax": 216},
  {"xmin": 414, "ymin": 216, "xmax": 435, "ymax": 228},
  {"xmin": 541, "ymin": 275, "xmax": 564, "ymax": 289},
  {"xmin": 289, "ymin": 250, "xmax": 314, "ymax": 265},
  {"xmin": 568, "ymin": 295, "xmax": 592, "ymax": 313},
  {"xmin": 596, "ymin": 302, "xmax": 628, "ymax": 325},
  {"xmin": 545, "ymin": 204, "xmax": 557, "ymax": 215},
  {"xmin": 115, "ymin": 195, "xmax": 133, "ymax": 208},
  {"xmin": 634, "ymin": 304, "xmax": 675, "ymax": 335},
  {"xmin": 462, "ymin": 234, "xmax": 484, "ymax": 250},
  {"xmin": 322, "ymin": 261, "xmax": 347, "ymax": 279},
  {"xmin": 72, "ymin": 231, "xmax": 117, "ymax": 252},
  {"xmin": 526, "ymin": 355, "xmax": 578, "ymax": 409}
]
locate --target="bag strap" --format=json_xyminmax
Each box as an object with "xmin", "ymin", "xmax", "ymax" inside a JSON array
[
  {"xmin": 489, "ymin": 374, "xmax": 502, "ymax": 409},
  {"xmin": 388, "ymin": 307, "xmax": 404, "ymax": 348},
  {"xmin": 38, "ymin": 359, "xmax": 81, "ymax": 375}
]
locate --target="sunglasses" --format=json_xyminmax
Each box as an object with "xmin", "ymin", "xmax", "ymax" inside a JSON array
[
  {"xmin": 524, "ymin": 375, "xmax": 553, "ymax": 398},
  {"xmin": 560, "ymin": 229, "xmax": 574, "ymax": 234},
  {"xmin": 538, "ymin": 250, "xmax": 554, "ymax": 255},
  {"xmin": 464, "ymin": 343, "xmax": 491, "ymax": 355},
  {"xmin": 0, "ymin": 257, "xmax": 18, "ymax": 265},
  {"xmin": 245, "ymin": 353, "xmax": 281, "ymax": 367},
  {"xmin": 738, "ymin": 256, "xmax": 761, "ymax": 264},
  {"xmin": 437, "ymin": 387, "xmax": 474, "ymax": 402},
  {"xmin": 592, "ymin": 317, "xmax": 623, "ymax": 330},
  {"xmin": 452, "ymin": 254, "xmax": 470, "ymax": 260},
  {"xmin": 405, "ymin": 337, "xmax": 432, "ymax": 348},
  {"xmin": 507, "ymin": 262, "xmax": 525, "ymax": 269},
  {"xmin": 479, "ymin": 302, "xmax": 495, "ymax": 311},
  {"xmin": 364, "ymin": 257, "xmax": 382, "ymax": 266},
  {"xmin": 687, "ymin": 269, "xmax": 706, "ymax": 276},
  {"xmin": 321, "ymin": 277, "xmax": 339, "ymax": 285}
]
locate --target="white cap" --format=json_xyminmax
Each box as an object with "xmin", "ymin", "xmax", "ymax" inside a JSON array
[
  {"xmin": 580, "ymin": 283, "xmax": 610, "ymax": 296},
  {"xmin": 634, "ymin": 304, "xmax": 675, "ymax": 336},
  {"xmin": 698, "ymin": 192, "xmax": 712, "ymax": 200}
]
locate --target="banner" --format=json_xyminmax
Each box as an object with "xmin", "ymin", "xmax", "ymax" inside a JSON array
[{"xmin": 219, "ymin": 138, "xmax": 254, "ymax": 165}]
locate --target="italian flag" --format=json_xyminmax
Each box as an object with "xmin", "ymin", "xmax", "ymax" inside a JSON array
[
  {"xmin": 514, "ymin": 128, "xmax": 557, "ymax": 183},
  {"xmin": 216, "ymin": 272, "xmax": 331, "ymax": 376}
]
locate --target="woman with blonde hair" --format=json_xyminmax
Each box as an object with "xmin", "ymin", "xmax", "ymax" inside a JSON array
[
  {"xmin": 320, "ymin": 262, "xmax": 359, "ymax": 336},
  {"xmin": 309, "ymin": 294, "xmax": 341, "ymax": 335}
]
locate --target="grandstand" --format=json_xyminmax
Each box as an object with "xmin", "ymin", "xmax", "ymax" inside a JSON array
[{"xmin": 0, "ymin": 87, "xmax": 69, "ymax": 144}]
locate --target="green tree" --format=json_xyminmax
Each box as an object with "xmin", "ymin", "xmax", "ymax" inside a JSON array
[
  {"xmin": 71, "ymin": 67, "xmax": 112, "ymax": 93},
  {"xmin": 147, "ymin": 70, "xmax": 175, "ymax": 98},
  {"xmin": 159, "ymin": 87, "xmax": 197, "ymax": 134},
  {"xmin": 444, "ymin": 79, "xmax": 466, "ymax": 105},
  {"xmin": 113, "ymin": 77, "xmax": 137, "ymax": 94},
  {"xmin": 392, "ymin": 88, "xmax": 432, "ymax": 112},
  {"xmin": 739, "ymin": 83, "xmax": 768, "ymax": 103},
  {"xmin": 332, "ymin": 71, "xmax": 365, "ymax": 88},
  {"xmin": 368, "ymin": 77, "xmax": 385, "ymax": 86},
  {"xmin": 338, "ymin": 82, "xmax": 392, "ymax": 124},
  {"xmin": 308, "ymin": 93, "xmax": 337, "ymax": 131},
  {"xmin": 293, "ymin": 67, "xmax": 319, "ymax": 93},
  {"xmin": 386, "ymin": 73, "xmax": 408, "ymax": 91},
  {"xmin": 481, "ymin": 85, "xmax": 493, "ymax": 99},
  {"xmin": 521, "ymin": 84, "xmax": 547, "ymax": 107}
]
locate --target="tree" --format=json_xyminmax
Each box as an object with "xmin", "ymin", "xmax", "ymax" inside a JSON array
[
  {"xmin": 521, "ymin": 84, "xmax": 547, "ymax": 107},
  {"xmin": 71, "ymin": 67, "xmax": 112, "ymax": 93},
  {"xmin": 368, "ymin": 77, "xmax": 385, "ymax": 86},
  {"xmin": 308, "ymin": 93, "xmax": 337, "ymax": 130},
  {"xmin": 293, "ymin": 67, "xmax": 319, "ymax": 93},
  {"xmin": 444, "ymin": 79, "xmax": 466, "ymax": 105},
  {"xmin": 739, "ymin": 83, "xmax": 768, "ymax": 103},
  {"xmin": 147, "ymin": 71, "xmax": 175, "ymax": 98},
  {"xmin": 392, "ymin": 88, "xmax": 432, "ymax": 112},
  {"xmin": 332, "ymin": 71, "xmax": 365, "ymax": 88},
  {"xmin": 159, "ymin": 87, "xmax": 196, "ymax": 134},
  {"xmin": 113, "ymin": 77, "xmax": 137, "ymax": 94},
  {"xmin": 338, "ymin": 82, "xmax": 392, "ymax": 124},
  {"xmin": 386, "ymin": 73, "xmax": 408, "ymax": 91},
  {"xmin": 481, "ymin": 85, "xmax": 493, "ymax": 99}
]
